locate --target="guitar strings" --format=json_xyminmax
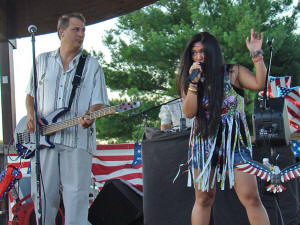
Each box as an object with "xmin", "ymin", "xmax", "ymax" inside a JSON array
[
  {"xmin": 17, "ymin": 106, "xmax": 117, "ymax": 143},
  {"xmin": 17, "ymin": 103, "xmax": 135, "ymax": 143}
]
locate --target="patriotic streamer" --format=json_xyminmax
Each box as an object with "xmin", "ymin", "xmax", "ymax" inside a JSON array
[
  {"xmin": 235, "ymin": 157, "xmax": 300, "ymax": 193},
  {"xmin": 0, "ymin": 166, "xmax": 22, "ymax": 200}
]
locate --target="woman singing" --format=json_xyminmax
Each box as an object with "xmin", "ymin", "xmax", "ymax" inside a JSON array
[{"xmin": 177, "ymin": 29, "xmax": 270, "ymax": 225}]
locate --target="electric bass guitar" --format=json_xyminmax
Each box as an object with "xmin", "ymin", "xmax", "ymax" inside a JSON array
[{"xmin": 15, "ymin": 101, "xmax": 141, "ymax": 159}]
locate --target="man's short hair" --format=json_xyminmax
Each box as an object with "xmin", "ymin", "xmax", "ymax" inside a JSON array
[{"xmin": 57, "ymin": 13, "xmax": 86, "ymax": 38}]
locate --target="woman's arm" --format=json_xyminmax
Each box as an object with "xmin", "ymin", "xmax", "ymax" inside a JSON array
[
  {"xmin": 182, "ymin": 84, "xmax": 199, "ymax": 118},
  {"xmin": 235, "ymin": 29, "xmax": 267, "ymax": 91}
]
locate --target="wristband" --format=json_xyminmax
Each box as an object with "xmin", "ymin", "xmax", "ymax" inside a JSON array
[
  {"xmin": 189, "ymin": 83, "xmax": 198, "ymax": 89},
  {"xmin": 250, "ymin": 49, "xmax": 263, "ymax": 58},
  {"xmin": 188, "ymin": 87, "xmax": 198, "ymax": 95},
  {"xmin": 252, "ymin": 55, "xmax": 263, "ymax": 63}
]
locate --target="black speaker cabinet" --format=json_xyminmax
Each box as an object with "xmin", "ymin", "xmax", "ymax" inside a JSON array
[
  {"xmin": 88, "ymin": 179, "xmax": 143, "ymax": 225},
  {"xmin": 142, "ymin": 128, "xmax": 195, "ymax": 225},
  {"xmin": 253, "ymin": 98, "xmax": 290, "ymax": 146}
]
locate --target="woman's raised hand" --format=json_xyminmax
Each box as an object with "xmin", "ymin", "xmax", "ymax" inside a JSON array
[{"xmin": 246, "ymin": 28, "xmax": 263, "ymax": 53}]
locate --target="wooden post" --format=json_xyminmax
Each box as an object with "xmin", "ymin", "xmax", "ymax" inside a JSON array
[{"xmin": 0, "ymin": 39, "xmax": 16, "ymax": 224}]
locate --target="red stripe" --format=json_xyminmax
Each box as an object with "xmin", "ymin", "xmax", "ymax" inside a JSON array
[
  {"xmin": 291, "ymin": 89, "xmax": 300, "ymax": 98},
  {"xmin": 135, "ymin": 184, "xmax": 143, "ymax": 192},
  {"xmin": 285, "ymin": 95, "xmax": 300, "ymax": 110},
  {"xmin": 290, "ymin": 120, "xmax": 300, "ymax": 131},
  {"xmin": 284, "ymin": 77, "xmax": 290, "ymax": 87},
  {"xmin": 92, "ymin": 163, "xmax": 133, "ymax": 175},
  {"xmin": 97, "ymin": 173, "xmax": 143, "ymax": 183},
  {"xmin": 258, "ymin": 171, "xmax": 265, "ymax": 178},
  {"xmin": 93, "ymin": 155, "xmax": 134, "ymax": 161},
  {"xmin": 248, "ymin": 167, "xmax": 255, "ymax": 174},
  {"xmin": 268, "ymin": 85, "xmax": 273, "ymax": 98},
  {"xmin": 253, "ymin": 169, "xmax": 259, "ymax": 175},
  {"xmin": 287, "ymin": 107, "xmax": 300, "ymax": 120},
  {"xmin": 96, "ymin": 144, "xmax": 135, "ymax": 150},
  {"xmin": 131, "ymin": 164, "xmax": 142, "ymax": 169},
  {"xmin": 240, "ymin": 164, "xmax": 251, "ymax": 170},
  {"xmin": 293, "ymin": 171, "xmax": 299, "ymax": 178}
]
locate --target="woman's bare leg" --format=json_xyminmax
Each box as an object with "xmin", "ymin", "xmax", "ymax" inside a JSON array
[
  {"xmin": 192, "ymin": 169, "xmax": 216, "ymax": 225},
  {"xmin": 234, "ymin": 169, "xmax": 270, "ymax": 225}
]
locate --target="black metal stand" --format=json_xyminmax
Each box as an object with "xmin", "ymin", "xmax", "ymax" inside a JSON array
[
  {"xmin": 256, "ymin": 39, "xmax": 285, "ymax": 225},
  {"xmin": 122, "ymin": 97, "xmax": 181, "ymax": 128},
  {"xmin": 262, "ymin": 38, "xmax": 273, "ymax": 109},
  {"xmin": 138, "ymin": 98, "xmax": 182, "ymax": 129},
  {"xmin": 29, "ymin": 25, "xmax": 43, "ymax": 225}
]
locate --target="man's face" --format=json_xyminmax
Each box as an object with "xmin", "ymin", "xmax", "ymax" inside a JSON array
[{"xmin": 60, "ymin": 17, "xmax": 85, "ymax": 50}]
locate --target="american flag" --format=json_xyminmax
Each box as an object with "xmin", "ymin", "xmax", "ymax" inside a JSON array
[
  {"xmin": 6, "ymin": 144, "xmax": 143, "ymax": 222},
  {"xmin": 7, "ymin": 154, "xmax": 31, "ymax": 176},
  {"xmin": 277, "ymin": 86, "xmax": 300, "ymax": 133},
  {"xmin": 6, "ymin": 155, "xmax": 31, "ymax": 222},
  {"xmin": 291, "ymin": 140, "xmax": 300, "ymax": 157},
  {"xmin": 91, "ymin": 143, "xmax": 143, "ymax": 191},
  {"xmin": 259, "ymin": 75, "xmax": 291, "ymax": 98}
]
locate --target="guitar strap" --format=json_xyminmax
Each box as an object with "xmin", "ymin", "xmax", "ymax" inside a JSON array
[{"xmin": 67, "ymin": 53, "xmax": 87, "ymax": 110}]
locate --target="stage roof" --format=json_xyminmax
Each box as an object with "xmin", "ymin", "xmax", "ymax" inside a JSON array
[{"xmin": 0, "ymin": 0, "xmax": 158, "ymax": 41}]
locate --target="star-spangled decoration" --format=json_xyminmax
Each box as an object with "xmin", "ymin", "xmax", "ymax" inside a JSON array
[
  {"xmin": 291, "ymin": 141, "xmax": 300, "ymax": 157},
  {"xmin": 131, "ymin": 142, "xmax": 142, "ymax": 168},
  {"xmin": 0, "ymin": 166, "xmax": 22, "ymax": 200},
  {"xmin": 276, "ymin": 85, "xmax": 300, "ymax": 133},
  {"xmin": 258, "ymin": 75, "xmax": 291, "ymax": 98},
  {"xmin": 277, "ymin": 85, "xmax": 298, "ymax": 97},
  {"xmin": 235, "ymin": 156, "xmax": 300, "ymax": 193}
]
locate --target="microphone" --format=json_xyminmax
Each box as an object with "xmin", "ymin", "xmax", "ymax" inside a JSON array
[
  {"xmin": 188, "ymin": 62, "xmax": 205, "ymax": 83},
  {"xmin": 28, "ymin": 25, "xmax": 37, "ymax": 34},
  {"xmin": 267, "ymin": 37, "xmax": 274, "ymax": 46}
]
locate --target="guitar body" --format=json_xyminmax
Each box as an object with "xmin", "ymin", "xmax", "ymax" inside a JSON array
[{"xmin": 15, "ymin": 108, "xmax": 68, "ymax": 159}]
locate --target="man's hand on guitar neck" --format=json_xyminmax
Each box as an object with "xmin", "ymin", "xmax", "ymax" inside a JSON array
[{"xmin": 79, "ymin": 104, "xmax": 103, "ymax": 129}]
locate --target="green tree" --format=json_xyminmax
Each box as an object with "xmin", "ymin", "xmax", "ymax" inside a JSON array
[{"xmin": 95, "ymin": 0, "xmax": 300, "ymax": 142}]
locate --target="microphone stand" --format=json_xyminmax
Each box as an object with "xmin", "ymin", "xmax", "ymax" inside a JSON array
[
  {"xmin": 29, "ymin": 26, "xmax": 43, "ymax": 225},
  {"xmin": 259, "ymin": 39, "xmax": 285, "ymax": 225},
  {"xmin": 124, "ymin": 98, "xmax": 181, "ymax": 127},
  {"xmin": 262, "ymin": 39, "xmax": 273, "ymax": 109}
]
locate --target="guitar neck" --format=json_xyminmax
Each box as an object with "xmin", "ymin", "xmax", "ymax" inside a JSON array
[{"xmin": 42, "ymin": 106, "xmax": 116, "ymax": 135}]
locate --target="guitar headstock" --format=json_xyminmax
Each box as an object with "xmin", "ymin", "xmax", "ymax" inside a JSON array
[{"xmin": 116, "ymin": 101, "xmax": 141, "ymax": 113}]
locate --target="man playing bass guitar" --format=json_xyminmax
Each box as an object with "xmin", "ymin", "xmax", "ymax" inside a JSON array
[{"xmin": 25, "ymin": 13, "xmax": 109, "ymax": 225}]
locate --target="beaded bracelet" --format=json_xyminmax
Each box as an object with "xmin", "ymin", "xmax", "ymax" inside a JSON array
[
  {"xmin": 250, "ymin": 49, "xmax": 263, "ymax": 58},
  {"xmin": 188, "ymin": 87, "xmax": 198, "ymax": 94},
  {"xmin": 252, "ymin": 55, "xmax": 264, "ymax": 63},
  {"xmin": 189, "ymin": 83, "xmax": 198, "ymax": 89}
]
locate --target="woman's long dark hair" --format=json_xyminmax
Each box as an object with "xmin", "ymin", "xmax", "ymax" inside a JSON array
[{"xmin": 176, "ymin": 32, "xmax": 224, "ymax": 139}]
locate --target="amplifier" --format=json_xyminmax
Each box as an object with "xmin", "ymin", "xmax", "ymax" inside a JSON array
[{"xmin": 253, "ymin": 98, "xmax": 290, "ymax": 146}]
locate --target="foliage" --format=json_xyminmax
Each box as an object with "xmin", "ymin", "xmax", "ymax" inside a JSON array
[
  {"xmin": 94, "ymin": 0, "xmax": 300, "ymax": 141},
  {"xmin": 95, "ymin": 96, "xmax": 162, "ymax": 143}
]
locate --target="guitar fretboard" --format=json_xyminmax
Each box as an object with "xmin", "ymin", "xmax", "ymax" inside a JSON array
[{"xmin": 41, "ymin": 106, "xmax": 116, "ymax": 135}]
